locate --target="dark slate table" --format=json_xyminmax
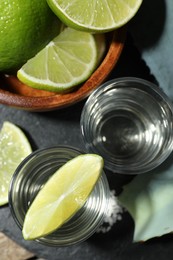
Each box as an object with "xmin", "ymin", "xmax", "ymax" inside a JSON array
[{"xmin": 1, "ymin": 1, "xmax": 173, "ymax": 258}]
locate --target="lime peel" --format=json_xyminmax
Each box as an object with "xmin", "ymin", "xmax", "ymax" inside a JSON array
[
  {"xmin": 0, "ymin": 0, "xmax": 61, "ymax": 72},
  {"xmin": 22, "ymin": 154, "xmax": 104, "ymax": 240}
]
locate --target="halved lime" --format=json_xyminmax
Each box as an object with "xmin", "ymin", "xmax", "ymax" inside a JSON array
[
  {"xmin": 47, "ymin": 0, "xmax": 143, "ymax": 33},
  {"xmin": 0, "ymin": 0, "xmax": 61, "ymax": 72},
  {"xmin": 22, "ymin": 154, "xmax": 103, "ymax": 240},
  {"xmin": 17, "ymin": 27, "xmax": 98, "ymax": 93},
  {"xmin": 0, "ymin": 122, "xmax": 32, "ymax": 205}
]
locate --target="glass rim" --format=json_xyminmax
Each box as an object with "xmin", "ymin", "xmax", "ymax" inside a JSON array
[
  {"xmin": 80, "ymin": 77, "xmax": 173, "ymax": 174},
  {"xmin": 9, "ymin": 145, "xmax": 84, "ymax": 229},
  {"xmin": 81, "ymin": 77, "xmax": 173, "ymax": 112},
  {"xmin": 8, "ymin": 145, "xmax": 110, "ymax": 246}
]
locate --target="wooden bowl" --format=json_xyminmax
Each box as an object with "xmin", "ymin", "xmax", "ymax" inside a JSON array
[{"xmin": 0, "ymin": 28, "xmax": 126, "ymax": 111}]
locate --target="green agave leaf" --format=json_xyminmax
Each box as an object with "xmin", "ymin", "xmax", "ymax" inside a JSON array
[{"xmin": 118, "ymin": 160, "xmax": 173, "ymax": 242}]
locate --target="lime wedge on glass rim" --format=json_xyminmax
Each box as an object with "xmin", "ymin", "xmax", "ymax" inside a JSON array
[
  {"xmin": 0, "ymin": 121, "xmax": 32, "ymax": 206},
  {"xmin": 47, "ymin": 0, "xmax": 143, "ymax": 33},
  {"xmin": 17, "ymin": 27, "xmax": 98, "ymax": 93},
  {"xmin": 22, "ymin": 154, "xmax": 103, "ymax": 240}
]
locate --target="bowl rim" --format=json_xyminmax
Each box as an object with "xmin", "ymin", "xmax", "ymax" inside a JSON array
[{"xmin": 0, "ymin": 27, "xmax": 126, "ymax": 111}]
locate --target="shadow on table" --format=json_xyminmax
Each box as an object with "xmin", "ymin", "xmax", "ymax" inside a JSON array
[{"xmin": 129, "ymin": 0, "xmax": 166, "ymax": 49}]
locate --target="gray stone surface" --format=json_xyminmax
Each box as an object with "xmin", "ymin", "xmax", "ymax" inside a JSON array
[{"xmin": 1, "ymin": 1, "xmax": 173, "ymax": 258}]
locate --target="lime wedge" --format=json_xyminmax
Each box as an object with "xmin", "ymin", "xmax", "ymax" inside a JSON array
[
  {"xmin": 17, "ymin": 27, "xmax": 98, "ymax": 93},
  {"xmin": 0, "ymin": 121, "xmax": 32, "ymax": 206},
  {"xmin": 47, "ymin": 0, "xmax": 143, "ymax": 33},
  {"xmin": 22, "ymin": 154, "xmax": 103, "ymax": 240}
]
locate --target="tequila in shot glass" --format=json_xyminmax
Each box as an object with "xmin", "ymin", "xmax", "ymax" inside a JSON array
[
  {"xmin": 9, "ymin": 146, "xmax": 110, "ymax": 246},
  {"xmin": 81, "ymin": 77, "xmax": 173, "ymax": 174}
]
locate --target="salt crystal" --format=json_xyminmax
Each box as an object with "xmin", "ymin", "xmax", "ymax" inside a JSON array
[{"xmin": 96, "ymin": 189, "xmax": 123, "ymax": 233}]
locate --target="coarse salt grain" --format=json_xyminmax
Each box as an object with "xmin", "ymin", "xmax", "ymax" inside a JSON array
[{"xmin": 97, "ymin": 190, "xmax": 123, "ymax": 233}]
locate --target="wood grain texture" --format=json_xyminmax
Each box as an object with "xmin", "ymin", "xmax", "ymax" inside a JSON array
[{"xmin": 0, "ymin": 232, "xmax": 35, "ymax": 260}]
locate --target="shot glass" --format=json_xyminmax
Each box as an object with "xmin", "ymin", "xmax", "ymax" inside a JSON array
[
  {"xmin": 9, "ymin": 146, "xmax": 110, "ymax": 246},
  {"xmin": 80, "ymin": 77, "xmax": 173, "ymax": 174}
]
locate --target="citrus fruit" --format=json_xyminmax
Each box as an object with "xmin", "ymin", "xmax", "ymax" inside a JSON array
[
  {"xmin": 0, "ymin": 121, "xmax": 32, "ymax": 206},
  {"xmin": 47, "ymin": 0, "xmax": 143, "ymax": 33},
  {"xmin": 22, "ymin": 154, "xmax": 103, "ymax": 240},
  {"xmin": 17, "ymin": 27, "xmax": 98, "ymax": 93},
  {"xmin": 0, "ymin": 0, "xmax": 61, "ymax": 72}
]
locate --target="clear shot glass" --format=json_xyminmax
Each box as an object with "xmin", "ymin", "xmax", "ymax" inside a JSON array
[
  {"xmin": 9, "ymin": 146, "xmax": 110, "ymax": 247},
  {"xmin": 80, "ymin": 77, "xmax": 173, "ymax": 174}
]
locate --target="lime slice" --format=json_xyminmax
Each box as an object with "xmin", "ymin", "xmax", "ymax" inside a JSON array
[
  {"xmin": 22, "ymin": 154, "xmax": 103, "ymax": 240},
  {"xmin": 17, "ymin": 27, "xmax": 98, "ymax": 93},
  {"xmin": 47, "ymin": 0, "xmax": 143, "ymax": 33},
  {"xmin": 0, "ymin": 121, "xmax": 32, "ymax": 206}
]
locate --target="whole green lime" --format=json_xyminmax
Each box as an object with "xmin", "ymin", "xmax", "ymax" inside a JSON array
[{"xmin": 0, "ymin": 0, "xmax": 61, "ymax": 72}]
